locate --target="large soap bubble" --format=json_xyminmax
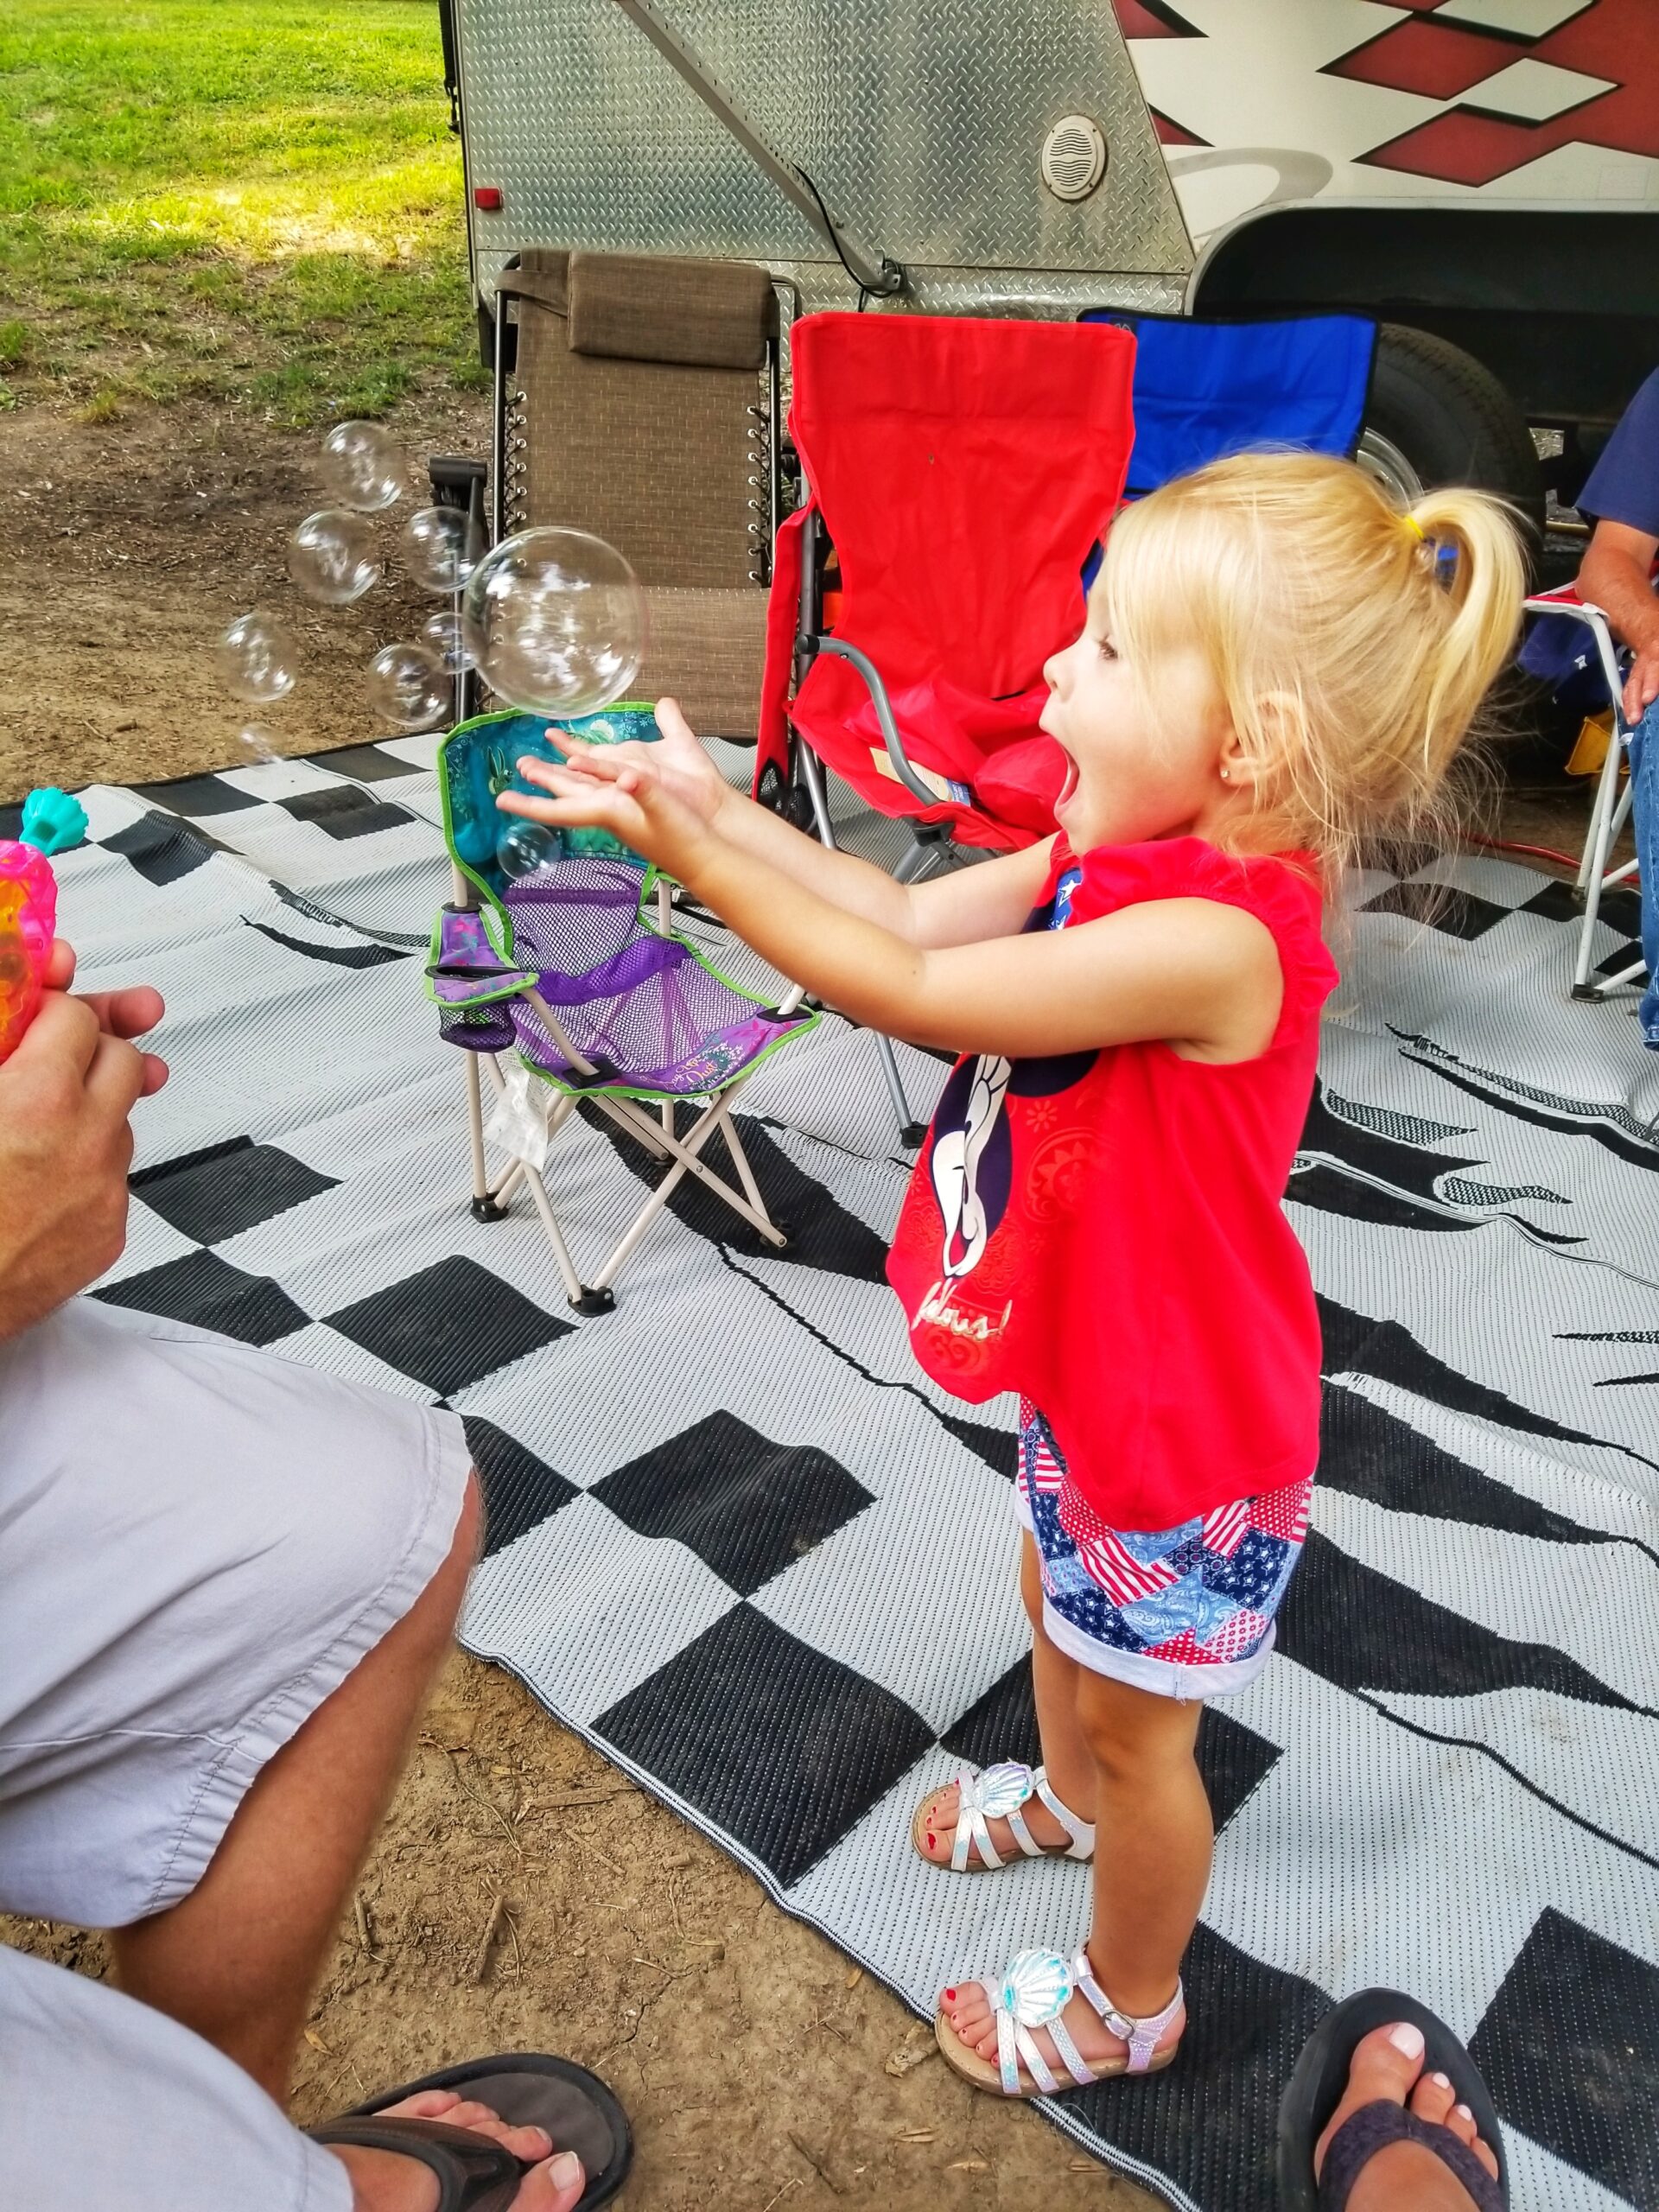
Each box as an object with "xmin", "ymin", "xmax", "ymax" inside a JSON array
[
  {"xmin": 217, "ymin": 611, "xmax": 298, "ymax": 705},
  {"xmin": 289, "ymin": 509, "xmax": 382, "ymax": 606},
  {"xmin": 319, "ymin": 420, "xmax": 406, "ymax": 512},
  {"xmin": 461, "ymin": 528, "xmax": 645, "ymax": 718},
  {"xmin": 366, "ymin": 641, "xmax": 451, "ymax": 732},
  {"xmin": 403, "ymin": 505, "xmax": 482, "ymax": 595},
  {"xmin": 422, "ymin": 607, "xmax": 476, "ymax": 674},
  {"xmin": 496, "ymin": 821, "xmax": 561, "ymax": 880}
]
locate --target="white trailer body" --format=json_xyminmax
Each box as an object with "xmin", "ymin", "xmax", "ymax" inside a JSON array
[{"xmin": 440, "ymin": 0, "xmax": 1659, "ymax": 509}]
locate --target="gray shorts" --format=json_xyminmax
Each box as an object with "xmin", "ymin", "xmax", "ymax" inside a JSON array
[{"xmin": 0, "ymin": 1296, "xmax": 472, "ymax": 1925}]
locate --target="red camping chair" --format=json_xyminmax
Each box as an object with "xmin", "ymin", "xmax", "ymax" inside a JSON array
[{"xmin": 753, "ymin": 312, "xmax": 1136, "ymax": 1136}]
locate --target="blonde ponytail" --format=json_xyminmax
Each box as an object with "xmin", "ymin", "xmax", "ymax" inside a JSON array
[{"xmin": 1102, "ymin": 452, "xmax": 1528, "ymax": 876}]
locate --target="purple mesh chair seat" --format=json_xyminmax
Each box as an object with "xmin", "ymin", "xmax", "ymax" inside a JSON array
[{"xmin": 499, "ymin": 859, "xmax": 812, "ymax": 1098}]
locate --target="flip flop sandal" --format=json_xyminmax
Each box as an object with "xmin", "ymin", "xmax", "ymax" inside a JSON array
[
  {"xmin": 309, "ymin": 2051, "xmax": 632, "ymax": 2211},
  {"xmin": 1276, "ymin": 1988, "xmax": 1509, "ymax": 2210},
  {"xmin": 934, "ymin": 1948, "xmax": 1184, "ymax": 2098},
  {"xmin": 911, "ymin": 1760, "xmax": 1095, "ymax": 1872}
]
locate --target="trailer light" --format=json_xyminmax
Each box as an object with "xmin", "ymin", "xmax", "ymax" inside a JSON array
[{"xmin": 473, "ymin": 186, "xmax": 504, "ymax": 212}]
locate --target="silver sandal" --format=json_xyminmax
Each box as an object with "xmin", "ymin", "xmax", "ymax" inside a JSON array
[
  {"xmin": 935, "ymin": 1948, "xmax": 1185, "ymax": 2098},
  {"xmin": 910, "ymin": 1761, "xmax": 1095, "ymax": 1872}
]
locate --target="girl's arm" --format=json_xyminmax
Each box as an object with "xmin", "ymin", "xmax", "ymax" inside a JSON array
[
  {"xmin": 501, "ymin": 747, "xmax": 1283, "ymax": 1060},
  {"xmin": 544, "ymin": 702, "xmax": 1055, "ymax": 949}
]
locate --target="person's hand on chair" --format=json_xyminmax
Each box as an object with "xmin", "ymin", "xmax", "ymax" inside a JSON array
[{"xmin": 0, "ymin": 939, "xmax": 167, "ymax": 1344}]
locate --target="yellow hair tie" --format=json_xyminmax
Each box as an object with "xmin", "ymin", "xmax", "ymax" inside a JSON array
[{"xmin": 1403, "ymin": 513, "xmax": 1426, "ymax": 543}]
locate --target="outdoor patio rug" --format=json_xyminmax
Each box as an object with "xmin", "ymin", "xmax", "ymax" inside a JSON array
[{"xmin": 42, "ymin": 737, "xmax": 1659, "ymax": 2212}]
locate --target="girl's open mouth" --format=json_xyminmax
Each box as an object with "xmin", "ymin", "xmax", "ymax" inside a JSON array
[{"xmin": 1055, "ymin": 749, "xmax": 1079, "ymax": 809}]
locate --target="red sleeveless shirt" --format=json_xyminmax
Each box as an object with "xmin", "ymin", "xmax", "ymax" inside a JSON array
[{"xmin": 886, "ymin": 836, "xmax": 1338, "ymax": 1530}]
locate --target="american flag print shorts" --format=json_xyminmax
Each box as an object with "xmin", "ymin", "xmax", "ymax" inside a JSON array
[{"xmin": 1013, "ymin": 1401, "xmax": 1312, "ymax": 1700}]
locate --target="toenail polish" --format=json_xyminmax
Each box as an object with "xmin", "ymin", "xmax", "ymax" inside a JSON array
[
  {"xmin": 925, "ymin": 1834, "xmax": 936, "ymax": 1853},
  {"xmin": 1455, "ymin": 2105, "xmax": 1473, "ymax": 2122},
  {"xmin": 944, "ymin": 1987, "xmax": 957, "ymax": 2002},
  {"xmin": 549, "ymin": 2152, "xmax": 583, "ymax": 2190},
  {"xmin": 1431, "ymin": 2073, "xmax": 1451, "ymax": 2089},
  {"xmin": 1387, "ymin": 2024, "xmax": 1426, "ymax": 2061}
]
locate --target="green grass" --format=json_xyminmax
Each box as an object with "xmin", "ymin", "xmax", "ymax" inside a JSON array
[{"xmin": 0, "ymin": 1, "xmax": 481, "ymax": 424}]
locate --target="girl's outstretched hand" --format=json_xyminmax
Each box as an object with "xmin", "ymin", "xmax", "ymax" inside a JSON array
[{"xmin": 498, "ymin": 714, "xmax": 712, "ymax": 878}]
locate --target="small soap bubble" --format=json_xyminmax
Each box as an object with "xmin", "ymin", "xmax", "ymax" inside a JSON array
[
  {"xmin": 289, "ymin": 509, "xmax": 382, "ymax": 605},
  {"xmin": 365, "ymin": 640, "xmax": 450, "ymax": 732},
  {"xmin": 237, "ymin": 724, "xmax": 281, "ymax": 766},
  {"xmin": 461, "ymin": 527, "xmax": 645, "ymax": 717},
  {"xmin": 319, "ymin": 419, "xmax": 406, "ymax": 512},
  {"xmin": 217, "ymin": 611, "xmax": 298, "ymax": 705},
  {"xmin": 496, "ymin": 821, "xmax": 561, "ymax": 880},
  {"xmin": 403, "ymin": 505, "xmax": 482, "ymax": 595},
  {"xmin": 422, "ymin": 607, "xmax": 477, "ymax": 674}
]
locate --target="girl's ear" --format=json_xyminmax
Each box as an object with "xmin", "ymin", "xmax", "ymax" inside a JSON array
[{"xmin": 1230, "ymin": 690, "xmax": 1307, "ymax": 792}]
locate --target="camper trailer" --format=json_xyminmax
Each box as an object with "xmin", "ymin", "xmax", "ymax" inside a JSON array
[{"xmin": 438, "ymin": 0, "xmax": 1659, "ymax": 518}]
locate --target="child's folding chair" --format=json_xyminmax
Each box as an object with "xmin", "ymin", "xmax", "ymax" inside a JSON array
[
  {"xmin": 1520, "ymin": 584, "xmax": 1644, "ymax": 1001},
  {"xmin": 430, "ymin": 709, "xmax": 817, "ymax": 1311}
]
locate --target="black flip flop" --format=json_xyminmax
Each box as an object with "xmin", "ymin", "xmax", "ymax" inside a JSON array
[
  {"xmin": 1277, "ymin": 1990, "xmax": 1508, "ymax": 2211},
  {"xmin": 309, "ymin": 2051, "xmax": 632, "ymax": 2211}
]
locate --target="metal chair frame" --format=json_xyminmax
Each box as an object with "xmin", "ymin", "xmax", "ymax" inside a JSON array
[{"xmin": 1522, "ymin": 589, "xmax": 1643, "ymax": 1002}]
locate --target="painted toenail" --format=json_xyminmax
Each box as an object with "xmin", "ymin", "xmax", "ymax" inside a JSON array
[
  {"xmin": 925, "ymin": 1834, "xmax": 936, "ymax": 1853},
  {"xmin": 1455, "ymin": 2104, "xmax": 1473, "ymax": 2122},
  {"xmin": 1387, "ymin": 2024, "xmax": 1426, "ymax": 2060},
  {"xmin": 1431, "ymin": 2073, "xmax": 1451, "ymax": 2089},
  {"xmin": 549, "ymin": 2152, "xmax": 583, "ymax": 2190},
  {"xmin": 944, "ymin": 1986, "xmax": 957, "ymax": 2002}
]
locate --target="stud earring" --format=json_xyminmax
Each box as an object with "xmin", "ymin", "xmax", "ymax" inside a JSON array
[{"xmin": 1219, "ymin": 766, "xmax": 1230, "ymax": 782}]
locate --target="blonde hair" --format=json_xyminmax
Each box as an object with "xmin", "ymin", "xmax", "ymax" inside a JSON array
[{"xmin": 1099, "ymin": 450, "xmax": 1526, "ymax": 875}]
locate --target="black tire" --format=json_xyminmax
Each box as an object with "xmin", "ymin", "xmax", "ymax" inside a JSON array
[{"xmin": 1364, "ymin": 324, "xmax": 1543, "ymax": 537}]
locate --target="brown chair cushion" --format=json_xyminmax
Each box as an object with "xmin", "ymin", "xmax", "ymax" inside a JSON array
[
  {"xmin": 636, "ymin": 588, "xmax": 768, "ymax": 743},
  {"xmin": 567, "ymin": 251, "xmax": 776, "ymax": 371}
]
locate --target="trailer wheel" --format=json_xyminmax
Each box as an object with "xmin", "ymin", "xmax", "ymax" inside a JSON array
[{"xmin": 1359, "ymin": 324, "xmax": 1542, "ymax": 536}]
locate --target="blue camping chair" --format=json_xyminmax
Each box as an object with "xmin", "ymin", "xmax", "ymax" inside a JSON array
[{"xmin": 1080, "ymin": 310, "xmax": 1377, "ymax": 496}]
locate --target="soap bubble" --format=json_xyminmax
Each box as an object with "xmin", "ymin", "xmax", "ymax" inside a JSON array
[
  {"xmin": 496, "ymin": 821, "xmax": 561, "ymax": 880},
  {"xmin": 461, "ymin": 528, "xmax": 645, "ymax": 717},
  {"xmin": 422, "ymin": 607, "xmax": 477, "ymax": 674},
  {"xmin": 289, "ymin": 509, "xmax": 382, "ymax": 606},
  {"xmin": 402, "ymin": 505, "xmax": 482, "ymax": 595},
  {"xmin": 217, "ymin": 611, "xmax": 298, "ymax": 705},
  {"xmin": 237, "ymin": 724, "xmax": 281, "ymax": 766},
  {"xmin": 319, "ymin": 420, "xmax": 406, "ymax": 512},
  {"xmin": 365, "ymin": 641, "xmax": 451, "ymax": 732}
]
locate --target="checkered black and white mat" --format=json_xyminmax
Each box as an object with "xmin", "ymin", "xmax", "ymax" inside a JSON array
[{"xmin": 44, "ymin": 740, "xmax": 1659, "ymax": 2212}]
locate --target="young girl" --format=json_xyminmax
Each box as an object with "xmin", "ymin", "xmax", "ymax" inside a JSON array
[{"xmin": 499, "ymin": 452, "xmax": 1524, "ymax": 2102}]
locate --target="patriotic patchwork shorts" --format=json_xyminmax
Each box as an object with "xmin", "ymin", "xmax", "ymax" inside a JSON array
[{"xmin": 1014, "ymin": 1402, "xmax": 1312, "ymax": 1700}]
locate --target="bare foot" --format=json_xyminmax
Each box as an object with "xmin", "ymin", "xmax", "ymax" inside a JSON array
[
  {"xmin": 1314, "ymin": 2023, "xmax": 1502, "ymax": 2210},
  {"xmin": 916, "ymin": 1773, "xmax": 1083, "ymax": 1867},
  {"xmin": 326, "ymin": 2088, "xmax": 587, "ymax": 2212},
  {"xmin": 943, "ymin": 1968, "xmax": 1183, "ymax": 2084}
]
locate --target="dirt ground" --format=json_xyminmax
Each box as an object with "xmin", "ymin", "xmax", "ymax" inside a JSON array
[{"xmin": 0, "ymin": 394, "xmax": 1608, "ymax": 2210}]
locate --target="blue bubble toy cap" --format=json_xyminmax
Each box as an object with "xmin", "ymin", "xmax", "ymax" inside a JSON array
[{"xmin": 20, "ymin": 787, "xmax": 89, "ymax": 857}]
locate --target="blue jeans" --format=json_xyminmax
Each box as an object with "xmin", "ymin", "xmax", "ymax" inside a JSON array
[{"xmin": 1630, "ymin": 700, "xmax": 1659, "ymax": 1048}]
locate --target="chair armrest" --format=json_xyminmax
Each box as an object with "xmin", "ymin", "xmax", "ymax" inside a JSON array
[
  {"xmin": 812, "ymin": 635, "xmax": 944, "ymax": 810},
  {"xmin": 1522, "ymin": 594, "xmax": 1632, "ymax": 734}
]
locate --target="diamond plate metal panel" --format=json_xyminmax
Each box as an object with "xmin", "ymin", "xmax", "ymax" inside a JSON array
[{"xmin": 456, "ymin": 0, "xmax": 1192, "ymax": 310}]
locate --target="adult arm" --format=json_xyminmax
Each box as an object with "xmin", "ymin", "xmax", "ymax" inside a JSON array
[
  {"xmin": 0, "ymin": 943, "xmax": 167, "ymax": 1344},
  {"xmin": 1579, "ymin": 518, "xmax": 1659, "ymax": 723},
  {"xmin": 502, "ymin": 749, "xmax": 1281, "ymax": 1060}
]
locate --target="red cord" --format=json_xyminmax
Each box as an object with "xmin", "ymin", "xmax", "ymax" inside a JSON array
[{"xmin": 1464, "ymin": 830, "xmax": 1584, "ymax": 870}]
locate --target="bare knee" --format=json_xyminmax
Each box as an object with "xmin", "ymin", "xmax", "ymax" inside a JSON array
[{"xmin": 1075, "ymin": 1670, "xmax": 1201, "ymax": 1785}]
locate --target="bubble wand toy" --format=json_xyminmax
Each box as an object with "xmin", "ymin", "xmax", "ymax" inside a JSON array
[{"xmin": 0, "ymin": 788, "xmax": 89, "ymax": 1064}]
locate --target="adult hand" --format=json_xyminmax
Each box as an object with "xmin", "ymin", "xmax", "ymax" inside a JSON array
[
  {"xmin": 0, "ymin": 942, "xmax": 168, "ymax": 1343},
  {"xmin": 1622, "ymin": 641, "xmax": 1659, "ymax": 728}
]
